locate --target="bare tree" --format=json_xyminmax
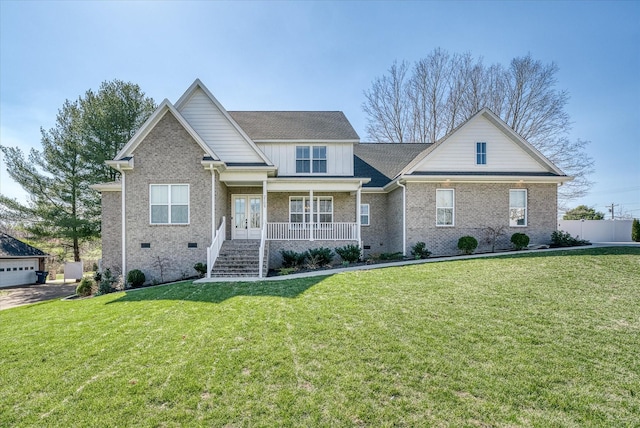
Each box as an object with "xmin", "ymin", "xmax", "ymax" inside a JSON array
[
  {"xmin": 362, "ymin": 61, "xmax": 411, "ymax": 143},
  {"xmin": 361, "ymin": 49, "xmax": 594, "ymax": 203}
]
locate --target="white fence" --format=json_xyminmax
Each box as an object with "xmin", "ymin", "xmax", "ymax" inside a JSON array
[{"xmin": 558, "ymin": 220, "xmax": 633, "ymax": 242}]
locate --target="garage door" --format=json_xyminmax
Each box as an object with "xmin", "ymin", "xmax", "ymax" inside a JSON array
[{"xmin": 0, "ymin": 259, "xmax": 38, "ymax": 288}]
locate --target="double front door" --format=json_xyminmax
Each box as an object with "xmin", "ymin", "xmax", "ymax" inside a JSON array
[{"xmin": 232, "ymin": 195, "xmax": 262, "ymax": 239}]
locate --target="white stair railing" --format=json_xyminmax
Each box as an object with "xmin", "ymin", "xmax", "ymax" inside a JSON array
[
  {"xmin": 258, "ymin": 224, "xmax": 267, "ymax": 279},
  {"xmin": 206, "ymin": 216, "xmax": 226, "ymax": 279}
]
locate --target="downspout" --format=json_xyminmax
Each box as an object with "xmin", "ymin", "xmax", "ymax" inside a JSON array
[
  {"xmin": 121, "ymin": 170, "xmax": 126, "ymax": 276},
  {"xmin": 356, "ymin": 181, "xmax": 362, "ymax": 249},
  {"xmin": 397, "ymin": 180, "xmax": 407, "ymax": 257}
]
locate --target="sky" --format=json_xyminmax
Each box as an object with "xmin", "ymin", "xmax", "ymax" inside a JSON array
[{"xmin": 1, "ymin": 0, "xmax": 639, "ymax": 218}]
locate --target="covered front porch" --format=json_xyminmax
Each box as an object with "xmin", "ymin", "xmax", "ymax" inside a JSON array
[{"xmin": 206, "ymin": 173, "xmax": 368, "ymax": 278}]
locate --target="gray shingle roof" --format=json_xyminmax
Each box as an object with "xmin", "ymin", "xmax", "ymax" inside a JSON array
[
  {"xmin": 0, "ymin": 233, "xmax": 48, "ymax": 258},
  {"xmin": 228, "ymin": 111, "xmax": 360, "ymax": 141},
  {"xmin": 354, "ymin": 143, "xmax": 431, "ymax": 187}
]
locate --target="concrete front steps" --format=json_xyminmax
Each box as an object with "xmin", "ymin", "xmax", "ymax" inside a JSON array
[{"xmin": 210, "ymin": 240, "xmax": 268, "ymax": 278}]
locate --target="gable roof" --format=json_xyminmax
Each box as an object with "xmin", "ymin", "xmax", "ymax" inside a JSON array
[
  {"xmin": 354, "ymin": 143, "xmax": 431, "ymax": 187},
  {"xmin": 175, "ymin": 80, "xmax": 273, "ymax": 165},
  {"xmin": 113, "ymin": 99, "xmax": 220, "ymax": 161},
  {"xmin": 228, "ymin": 111, "xmax": 360, "ymax": 142},
  {"xmin": 0, "ymin": 233, "xmax": 47, "ymax": 258},
  {"xmin": 400, "ymin": 108, "xmax": 566, "ymax": 177}
]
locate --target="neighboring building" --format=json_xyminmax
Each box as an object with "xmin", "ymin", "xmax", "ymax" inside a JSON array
[
  {"xmin": 0, "ymin": 233, "xmax": 48, "ymax": 287},
  {"xmin": 93, "ymin": 79, "xmax": 571, "ymax": 281}
]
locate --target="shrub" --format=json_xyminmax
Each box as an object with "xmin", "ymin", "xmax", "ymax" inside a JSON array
[
  {"xmin": 308, "ymin": 247, "xmax": 334, "ymax": 266},
  {"xmin": 458, "ymin": 236, "xmax": 478, "ymax": 255},
  {"xmin": 93, "ymin": 271, "xmax": 102, "ymax": 282},
  {"xmin": 278, "ymin": 267, "xmax": 297, "ymax": 276},
  {"xmin": 97, "ymin": 268, "xmax": 117, "ymax": 295},
  {"xmin": 76, "ymin": 277, "xmax": 93, "ymax": 297},
  {"xmin": 335, "ymin": 245, "xmax": 361, "ymax": 264},
  {"xmin": 194, "ymin": 262, "xmax": 207, "ymax": 278},
  {"xmin": 126, "ymin": 269, "xmax": 145, "ymax": 288},
  {"xmin": 280, "ymin": 250, "xmax": 307, "ymax": 268},
  {"xmin": 550, "ymin": 230, "xmax": 590, "ymax": 247},
  {"xmin": 510, "ymin": 233, "xmax": 530, "ymax": 250},
  {"xmin": 411, "ymin": 242, "xmax": 431, "ymax": 259},
  {"xmin": 632, "ymin": 219, "xmax": 640, "ymax": 242},
  {"xmin": 379, "ymin": 252, "xmax": 404, "ymax": 261}
]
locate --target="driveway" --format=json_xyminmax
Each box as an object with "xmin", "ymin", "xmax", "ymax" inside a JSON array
[{"xmin": 0, "ymin": 282, "xmax": 77, "ymax": 311}]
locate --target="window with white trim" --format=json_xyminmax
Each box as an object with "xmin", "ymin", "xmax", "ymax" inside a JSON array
[
  {"xmin": 509, "ymin": 189, "xmax": 527, "ymax": 226},
  {"xmin": 360, "ymin": 204, "xmax": 370, "ymax": 226},
  {"xmin": 289, "ymin": 196, "xmax": 333, "ymax": 224},
  {"xmin": 150, "ymin": 184, "xmax": 189, "ymax": 224},
  {"xmin": 476, "ymin": 142, "xmax": 487, "ymax": 165},
  {"xmin": 296, "ymin": 146, "xmax": 327, "ymax": 173},
  {"xmin": 436, "ymin": 189, "xmax": 454, "ymax": 226}
]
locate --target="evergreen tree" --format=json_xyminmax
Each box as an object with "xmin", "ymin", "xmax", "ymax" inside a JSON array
[
  {"xmin": 1, "ymin": 101, "xmax": 97, "ymax": 261},
  {"xmin": 563, "ymin": 205, "xmax": 605, "ymax": 220},
  {"xmin": 0, "ymin": 80, "xmax": 155, "ymax": 261}
]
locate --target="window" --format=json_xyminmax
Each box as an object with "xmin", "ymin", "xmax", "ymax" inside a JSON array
[
  {"xmin": 289, "ymin": 196, "xmax": 333, "ymax": 224},
  {"xmin": 360, "ymin": 204, "xmax": 370, "ymax": 226},
  {"xmin": 296, "ymin": 145, "xmax": 327, "ymax": 173},
  {"xmin": 509, "ymin": 189, "xmax": 527, "ymax": 226},
  {"xmin": 296, "ymin": 146, "xmax": 310, "ymax": 173},
  {"xmin": 476, "ymin": 142, "xmax": 487, "ymax": 165},
  {"xmin": 150, "ymin": 184, "xmax": 189, "ymax": 224},
  {"xmin": 436, "ymin": 189, "xmax": 454, "ymax": 226},
  {"xmin": 313, "ymin": 146, "xmax": 327, "ymax": 173}
]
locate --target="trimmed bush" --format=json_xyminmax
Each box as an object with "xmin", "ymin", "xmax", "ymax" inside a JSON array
[
  {"xmin": 308, "ymin": 247, "xmax": 334, "ymax": 266},
  {"xmin": 379, "ymin": 252, "xmax": 404, "ymax": 261},
  {"xmin": 280, "ymin": 250, "xmax": 307, "ymax": 268},
  {"xmin": 335, "ymin": 244, "xmax": 361, "ymax": 264},
  {"xmin": 126, "ymin": 269, "xmax": 145, "ymax": 288},
  {"xmin": 194, "ymin": 262, "xmax": 207, "ymax": 278},
  {"xmin": 632, "ymin": 218, "xmax": 640, "ymax": 242},
  {"xmin": 76, "ymin": 277, "xmax": 93, "ymax": 297},
  {"xmin": 411, "ymin": 242, "xmax": 431, "ymax": 259},
  {"xmin": 550, "ymin": 230, "xmax": 590, "ymax": 247},
  {"xmin": 458, "ymin": 236, "xmax": 478, "ymax": 255},
  {"xmin": 510, "ymin": 233, "xmax": 530, "ymax": 250}
]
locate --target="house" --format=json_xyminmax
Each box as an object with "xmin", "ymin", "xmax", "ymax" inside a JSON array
[
  {"xmin": 92, "ymin": 79, "xmax": 570, "ymax": 281},
  {"xmin": 0, "ymin": 232, "xmax": 48, "ymax": 287}
]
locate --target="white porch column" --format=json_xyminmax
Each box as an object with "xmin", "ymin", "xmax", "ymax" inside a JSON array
[
  {"xmin": 356, "ymin": 182, "xmax": 362, "ymax": 248},
  {"xmin": 211, "ymin": 168, "xmax": 216, "ymax": 243},
  {"xmin": 309, "ymin": 189, "xmax": 314, "ymax": 241},
  {"xmin": 262, "ymin": 180, "xmax": 267, "ymax": 226}
]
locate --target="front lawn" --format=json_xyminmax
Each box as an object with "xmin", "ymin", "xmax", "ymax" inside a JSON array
[{"xmin": 1, "ymin": 247, "xmax": 639, "ymax": 426}]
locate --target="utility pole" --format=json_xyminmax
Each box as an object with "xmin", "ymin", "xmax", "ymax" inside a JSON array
[{"xmin": 607, "ymin": 203, "xmax": 619, "ymax": 220}]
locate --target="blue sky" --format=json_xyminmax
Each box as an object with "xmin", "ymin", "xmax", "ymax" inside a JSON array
[{"xmin": 1, "ymin": 0, "xmax": 639, "ymax": 217}]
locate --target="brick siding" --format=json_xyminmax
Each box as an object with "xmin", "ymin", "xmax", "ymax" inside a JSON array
[{"xmin": 124, "ymin": 113, "xmax": 212, "ymax": 283}]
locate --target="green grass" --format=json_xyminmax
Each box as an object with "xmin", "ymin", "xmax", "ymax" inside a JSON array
[{"xmin": 1, "ymin": 247, "xmax": 639, "ymax": 427}]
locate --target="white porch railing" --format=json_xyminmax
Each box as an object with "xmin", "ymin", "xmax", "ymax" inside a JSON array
[
  {"xmin": 206, "ymin": 216, "xmax": 226, "ymax": 279},
  {"xmin": 266, "ymin": 222, "xmax": 358, "ymax": 241}
]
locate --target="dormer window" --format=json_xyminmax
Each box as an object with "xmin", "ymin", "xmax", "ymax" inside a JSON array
[
  {"xmin": 476, "ymin": 142, "xmax": 487, "ymax": 165},
  {"xmin": 296, "ymin": 146, "xmax": 327, "ymax": 173}
]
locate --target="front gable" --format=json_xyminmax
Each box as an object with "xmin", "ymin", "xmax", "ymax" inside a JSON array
[
  {"xmin": 113, "ymin": 99, "xmax": 219, "ymax": 163},
  {"xmin": 405, "ymin": 109, "xmax": 564, "ymax": 176},
  {"xmin": 175, "ymin": 80, "xmax": 272, "ymax": 165}
]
